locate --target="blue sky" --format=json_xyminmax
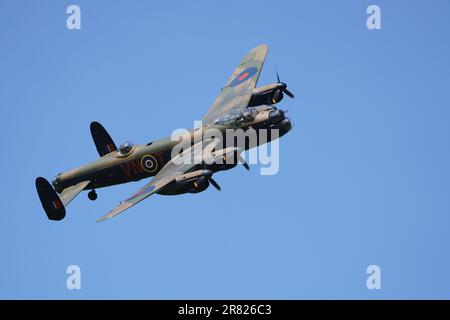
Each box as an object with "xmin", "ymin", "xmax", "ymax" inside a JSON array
[{"xmin": 1, "ymin": 0, "xmax": 450, "ymax": 299}]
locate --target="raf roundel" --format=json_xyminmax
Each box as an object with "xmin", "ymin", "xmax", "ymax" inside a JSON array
[
  {"xmin": 229, "ymin": 66, "xmax": 258, "ymax": 87},
  {"xmin": 141, "ymin": 154, "xmax": 159, "ymax": 173}
]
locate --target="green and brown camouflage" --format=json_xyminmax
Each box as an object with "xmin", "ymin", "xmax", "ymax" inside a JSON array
[
  {"xmin": 202, "ymin": 44, "xmax": 268, "ymax": 124},
  {"xmin": 36, "ymin": 44, "xmax": 295, "ymax": 222}
]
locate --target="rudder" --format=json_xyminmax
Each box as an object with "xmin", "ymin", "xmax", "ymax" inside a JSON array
[
  {"xmin": 90, "ymin": 121, "xmax": 117, "ymax": 156},
  {"xmin": 35, "ymin": 177, "xmax": 66, "ymax": 221}
]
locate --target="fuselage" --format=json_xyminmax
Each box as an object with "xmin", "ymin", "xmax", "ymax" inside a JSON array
[{"xmin": 52, "ymin": 105, "xmax": 292, "ymax": 194}]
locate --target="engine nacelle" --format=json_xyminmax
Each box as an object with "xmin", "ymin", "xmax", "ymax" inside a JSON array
[
  {"xmin": 205, "ymin": 162, "xmax": 237, "ymax": 173},
  {"xmin": 248, "ymin": 84, "xmax": 284, "ymax": 107},
  {"xmin": 157, "ymin": 169, "xmax": 212, "ymax": 195},
  {"xmin": 188, "ymin": 175, "xmax": 209, "ymax": 194},
  {"xmin": 270, "ymin": 117, "xmax": 292, "ymax": 136},
  {"xmin": 202, "ymin": 147, "xmax": 243, "ymax": 173},
  {"xmin": 268, "ymin": 109, "xmax": 285, "ymax": 124}
]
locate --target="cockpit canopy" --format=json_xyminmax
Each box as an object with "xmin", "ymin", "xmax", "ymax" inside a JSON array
[
  {"xmin": 214, "ymin": 108, "xmax": 257, "ymax": 127},
  {"xmin": 119, "ymin": 141, "xmax": 134, "ymax": 155}
]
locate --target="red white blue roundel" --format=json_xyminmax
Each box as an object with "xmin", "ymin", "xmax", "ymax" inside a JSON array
[{"xmin": 230, "ymin": 67, "xmax": 258, "ymax": 87}]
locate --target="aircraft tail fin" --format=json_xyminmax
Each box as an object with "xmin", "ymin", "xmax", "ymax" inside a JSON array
[
  {"xmin": 90, "ymin": 121, "xmax": 117, "ymax": 157},
  {"xmin": 35, "ymin": 177, "xmax": 66, "ymax": 221}
]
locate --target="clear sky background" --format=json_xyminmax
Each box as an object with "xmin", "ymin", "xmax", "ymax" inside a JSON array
[{"xmin": 1, "ymin": 0, "xmax": 450, "ymax": 299}]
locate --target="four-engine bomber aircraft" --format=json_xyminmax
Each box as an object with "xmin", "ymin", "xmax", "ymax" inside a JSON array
[{"xmin": 35, "ymin": 44, "xmax": 294, "ymax": 222}]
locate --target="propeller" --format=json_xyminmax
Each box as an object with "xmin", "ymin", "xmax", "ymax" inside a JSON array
[
  {"xmin": 204, "ymin": 170, "xmax": 221, "ymax": 191},
  {"xmin": 198, "ymin": 165, "xmax": 222, "ymax": 191},
  {"xmin": 276, "ymin": 68, "xmax": 295, "ymax": 99},
  {"xmin": 208, "ymin": 177, "xmax": 221, "ymax": 191},
  {"xmin": 194, "ymin": 171, "xmax": 222, "ymax": 192},
  {"xmin": 237, "ymin": 153, "xmax": 250, "ymax": 170},
  {"xmin": 222, "ymin": 153, "xmax": 250, "ymax": 171},
  {"xmin": 198, "ymin": 151, "xmax": 250, "ymax": 192}
]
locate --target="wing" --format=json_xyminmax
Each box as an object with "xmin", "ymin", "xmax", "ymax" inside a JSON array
[
  {"xmin": 202, "ymin": 44, "xmax": 268, "ymax": 125},
  {"xmin": 96, "ymin": 141, "xmax": 208, "ymax": 223},
  {"xmin": 96, "ymin": 174, "xmax": 174, "ymax": 223}
]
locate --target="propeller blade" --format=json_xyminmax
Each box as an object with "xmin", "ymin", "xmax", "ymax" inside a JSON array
[
  {"xmin": 208, "ymin": 177, "xmax": 221, "ymax": 191},
  {"xmin": 237, "ymin": 154, "xmax": 250, "ymax": 170},
  {"xmin": 284, "ymin": 88, "xmax": 294, "ymax": 99},
  {"xmin": 275, "ymin": 67, "xmax": 294, "ymax": 99}
]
